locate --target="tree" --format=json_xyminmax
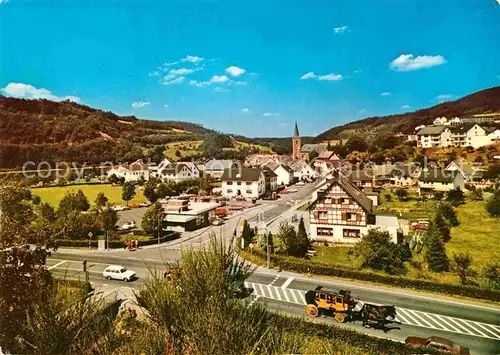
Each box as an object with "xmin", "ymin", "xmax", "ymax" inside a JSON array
[
  {"xmin": 156, "ymin": 182, "xmax": 175, "ymax": 199},
  {"xmin": 425, "ymin": 224, "xmax": 450, "ymax": 273},
  {"xmin": 296, "ymin": 217, "xmax": 310, "ymax": 257},
  {"xmin": 308, "ymin": 150, "xmax": 319, "ymax": 161},
  {"xmin": 175, "ymin": 150, "xmax": 181, "ymax": 157},
  {"xmin": 445, "ymin": 187, "xmax": 465, "ymax": 206},
  {"xmin": 97, "ymin": 207, "xmax": 118, "ymax": 234},
  {"xmin": 354, "ymin": 229, "xmax": 411, "ymax": 274},
  {"xmin": 483, "ymin": 262, "xmax": 500, "ymax": 289},
  {"xmin": 276, "ymin": 221, "xmax": 308, "ymax": 258},
  {"xmin": 149, "ymin": 144, "xmax": 166, "ymax": 164},
  {"xmin": 433, "ymin": 213, "xmax": 451, "ymax": 243},
  {"xmin": 266, "ymin": 232, "xmax": 274, "ymax": 254},
  {"xmin": 61, "ymin": 211, "xmax": 98, "ymax": 240},
  {"xmin": 144, "ymin": 180, "xmax": 158, "ymax": 202},
  {"xmin": 344, "ymin": 135, "xmax": 368, "ymax": 154},
  {"xmin": 469, "ymin": 189, "xmax": 483, "ymax": 201},
  {"xmin": 241, "ymin": 220, "xmax": 254, "ymax": 248},
  {"xmin": 384, "ymin": 193, "xmax": 392, "ymax": 202},
  {"xmin": 108, "ymin": 173, "xmax": 119, "ymax": 184},
  {"xmin": 58, "ymin": 189, "xmax": 90, "ymax": 215},
  {"xmin": 453, "ymin": 252, "xmax": 473, "ymax": 285},
  {"xmin": 395, "ymin": 189, "xmax": 409, "ymax": 201},
  {"xmin": 121, "ymin": 181, "xmax": 136, "ymax": 205},
  {"xmin": 38, "ymin": 202, "xmax": 57, "ymax": 223},
  {"xmin": 141, "ymin": 202, "xmax": 164, "ymax": 236},
  {"xmin": 485, "ymin": 189, "xmax": 500, "ymax": 217},
  {"xmin": 436, "ymin": 202, "xmax": 459, "ymax": 227},
  {"xmin": 31, "ymin": 194, "xmax": 41, "ymax": 205},
  {"xmin": 94, "ymin": 192, "xmax": 108, "ymax": 209}
]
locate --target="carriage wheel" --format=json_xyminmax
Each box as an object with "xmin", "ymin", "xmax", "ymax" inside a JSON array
[
  {"xmin": 305, "ymin": 304, "xmax": 319, "ymax": 318},
  {"xmin": 335, "ymin": 313, "xmax": 346, "ymax": 323}
]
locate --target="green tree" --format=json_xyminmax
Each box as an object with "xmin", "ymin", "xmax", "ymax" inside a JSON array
[
  {"xmin": 38, "ymin": 202, "xmax": 57, "ymax": 223},
  {"xmin": 276, "ymin": 221, "xmax": 308, "ymax": 257},
  {"xmin": 436, "ymin": 202, "xmax": 459, "ymax": 227},
  {"xmin": 483, "ymin": 262, "xmax": 500, "ymax": 289},
  {"xmin": 241, "ymin": 220, "xmax": 254, "ymax": 248},
  {"xmin": 453, "ymin": 252, "xmax": 473, "ymax": 285},
  {"xmin": 433, "ymin": 213, "xmax": 451, "ymax": 243},
  {"xmin": 485, "ymin": 189, "xmax": 500, "ymax": 217},
  {"xmin": 108, "ymin": 173, "xmax": 119, "ymax": 184},
  {"xmin": 156, "ymin": 182, "xmax": 175, "ymax": 199},
  {"xmin": 344, "ymin": 135, "xmax": 368, "ymax": 154},
  {"xmin": 58, "ymin": 189, "xmax": 90, "ymax": 215},
  {"xmin": 296, "ymin": 217, "xmax": 310, "ymax": 257},
  {"xmin": 425, "ymin": 224, "xmax": 450, "ymax": 273},
  {"xmin": 61, "ymin": 211, "xmax": 98, "ymax": 240},
  {"xmin": 308, "ymin": 150, "xmax": 319, "ymax": 161},
  {"xmin": 469, "ymin": 189, "xmax": 483, "ymax": 201},
  {"xmin": 266, "ymin": 232, "xmax": 274, "ymax": 254},
  {"xmin": 395, "ymin": 189, "xmax": 409, "ymax": 201},
  {"xmin": 354, "ymin": 229, "xmax": 411, "ymax": 274},
  {"xmin": 149, "ymin": 144, "xmax": 166, "ymax": 164},
  {"xmin": 141, "ymin": 202, "xmax": 164, "ymax": 236},
  {"xmin": 121, "ymin": 181, "xmax": 136, "ymax": 205},
  {"xmin": 445, "ymin": 187, "xmax": 465, "ymax": 206},
  {"xmin": 144, "ymin": 180, "xmax": 158, "ymax": 202},
  {"xmin": 94, "ymin": 192, "xmax": 108, "ymax": 209},
  {"xmin": 31, "ymin": 194, "xmax": 41, "ymax": 205},
  {"xmin": 97, "ymin": 207, "xmax": 118, "ymax": 234}
]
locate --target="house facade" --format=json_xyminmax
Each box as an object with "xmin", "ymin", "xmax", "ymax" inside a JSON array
[
  {"xmin": 309, "ymin": 173, "xmax": 398, "ymax": 243},
  {"xmin": 265, "ymin": 162, "xmax": 294, "ymax": 186},
  {"xmin": 262, "ymin": 168, "xmax": 278, "ymax": 196},
  {"xmin": 289, "ymin": 160, "xmax": 317, "ymax": 181},
  {"xmin": 158, "ymin": 163, "xmax": 197, "ymax": 182},
  {"xmin": 204, "ymin": 159, "xmax": 238, "ymax": 179},
  {"xmin": 418, "ymin": 169, "xmax": 465, "ymax": 196},
  {"xmin": 107, "ymin": 160, "xmax": 150, "ymax": 182},
  {"xmin": 221, "ymin": 168, "xmax": 266, "ymax": 199},
  {"xmin": 416, "ymin": 123, "xmax": 496, "ymax": 149}
]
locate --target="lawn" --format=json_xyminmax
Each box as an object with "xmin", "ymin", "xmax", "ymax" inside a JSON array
[
  {"xmin": 375, "ymin": 191, "xmax": 436, "ymax": 221},
  {"xmin": 311, "ymin": 245, "xmax": 360, "ymax": 268},
  {"xmin": 164, "ymin": 140, "xmax": 202, "ymax": 161},
  {"xmin": 447, "ymin": 200, "xmax": 499, "ymax": 269},
  {"xmin": 32, "ymin": 184, "xmax": 146, "ymax": 207}
]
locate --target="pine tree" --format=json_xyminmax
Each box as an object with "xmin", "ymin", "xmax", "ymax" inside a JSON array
[
  {"xmin": 426, "ymin": 225, "xmax": 450, "ymax": 273},
  {"xmin": 241, "ymin": 220, "xmax": 254, "ymax": 248},
  {"xmin": 296, "ymin": 217, "xmax": 310, "ymax": 257},
  {"xmin": 433, "ymin": 213, "xmax": 451, "ymax": 243},
  {"xmin": 267, "ymin": 232, "xmax": 274, "ymax": 254},
  {"xmin": 485, "ymin": 190, "xmax": 500, "ymax": 217},
  {"xmin": 437, "ymin": 202, "xmax": 459, "ymax": 227}
]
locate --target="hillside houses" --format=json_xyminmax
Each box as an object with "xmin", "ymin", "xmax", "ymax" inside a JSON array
[
  {"xmin": 416, "ymin": 123, "xmax": 498, "ymax": 149},
  {"xmin": 417, "ymin": 168, "xmax": 465, "ymax": 196},
  {"xmin": 107, "ymin": 160, "xmax": 150, "ymax": 182}
]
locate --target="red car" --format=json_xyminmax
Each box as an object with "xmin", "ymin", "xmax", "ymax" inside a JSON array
[
  {"xmin": 405, "ymin": 336, "xmax": 470, "ymax": 354},
  {"xmin": 279, "ymin": 190, "xmax": 288, "ymax": 194}
]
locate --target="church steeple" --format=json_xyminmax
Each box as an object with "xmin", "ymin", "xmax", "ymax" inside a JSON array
[
  {"xmin": 292, "ymin": 121, "xmax": 301, "ymax": 161},
  {"xmin": 293, "ymin": 121, "xmax": 300, "ymax": 138}
]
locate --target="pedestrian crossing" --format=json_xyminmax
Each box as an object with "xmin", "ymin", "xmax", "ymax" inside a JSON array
[{"xmin": 244, "ymin": 281, "xmax": 500, "ymax": 341}]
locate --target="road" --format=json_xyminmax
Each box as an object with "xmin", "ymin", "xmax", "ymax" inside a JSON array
[{"xmin": 46, "ymin": 181, "xmax": 500, "ymax": 354}]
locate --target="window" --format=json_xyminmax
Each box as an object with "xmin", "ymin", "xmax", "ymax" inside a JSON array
[
  {"xmin": 237, "ymin": 182, "xmax": 242, "ymax": 185},
  {"xmin": 227, "ymin": 189, "xmax": 233, "ymax": 193},
  {"xmin": 246, "ymin": 182, "xmax": 252, "ymax": 185},
  {"xmin": 326, "ymin": 295, "xmax": 333, "ymax": 303},
  {"xmin": 343, "ymin": 229, "xmax": 360, "ymax": 238},
  {"xmin": 227, "ymin": 182, "xmax": 233, "ymax": 185},
  {"xmin": 319, "ymin": 211, "xmax": 328, "ymax": 219},
  {"xmin": 342, "ymin": 198, "xmax": 350, "ymax": 204},
  {"xmin": 246, "ymin": 189, "xmax": 252, "ymax": 194},
  {"xmin": 317, "ymin": 227, "xmax": 333, "ymax": 236},
  {"xmin": 319, "ymin": 293, "xmax": 326, "ymax": 300},
  {"xmin": 346, "ymin": 213, "xmax": 357, "ymax": 221},
  {"xmin": 336, "ymin": 297, "xmax": 343, "ymax": 304},
  {"xmin": 324, "ymin": 198, "xmax": 332, "ymax": 204}
]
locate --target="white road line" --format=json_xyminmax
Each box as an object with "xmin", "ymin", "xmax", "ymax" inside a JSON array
[
  {"xmin": 281, "ymin": 288, "xmax": 291, "ymax": 303},
  {"xmin": 51, "ymin": 268, "xmax": 102, "ymax": 274},
  {"xmin": 289, "ymin": 289, "xmax": 299, "ymax": 304},
  {"xmin": 272, "ymin": 287, "xmax": 283, "ymax": 301},
  {"xmin": 473, "ymin": 321, "xmax": 500, "ymax": 339},
  {"xmin": 293, "ymin": 289, "xmax": 306, "ymax": 305},
  {"xmin": 397, "ymin": 308, "xmax": 425, "ymax": 327},
  {"xmin": 256, "ymin": 283, "xmax": 266, "ymax": 298},
  {"xmin": 433, "ymin": 314, "xmax": 462, "ymax": 333},
  {"xmin": 459, "ymin": 320, "xmax": 489, "ymax": 338},
  {"xmin": 406, "ymin": 310, "xmax": 436, "ymax": 329},
  {"xmin": 446, "ymin": 317, "xmax": 479, "ymax": 336},
  {"xmin": 48, "ymin": 260, "xmax": 66, "ymax": 270},
  {"xmin": 265, "ymin": 285, "xmax": 274, "ymax": 299},
  {"xmin": 417, "ymin": 314, "xmax": 448, "ymax": 331},
  {"xmin": 394, "ymin": 313, "xmax": 411, "ymax": 325},
  {"xmin": 281, "ymin": 277, "xmax": 295, "ymax": 289}
]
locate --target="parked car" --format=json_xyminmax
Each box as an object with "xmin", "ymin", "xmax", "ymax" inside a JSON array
[
  {"xmin": 296, "ymin": 181, "xmax": 305, "ymax": 186},
  {"xmin": 103, "ymin": 265, "xmax": 136, "ymax": 282},
  {"xmin": 111, "ymin": 205, "xmax": 129, "ymax": 212},
  {"xmin": 279, "ymin": 190, "xmax": 288, "ymax": 194},
  {"xmin": 287, "ymin": 188, "xmax": 298, "ymax": 193},
  {"xmin": 120, "ymin": 221, "xmax": 136, "ymax": 230},
  {"xmin": 405, "ymin": 336, "xmax": 470, "ymax": 354},
  {"xmin": 138, "ymin": 201, "xmax": 151, "ymax": 208}
]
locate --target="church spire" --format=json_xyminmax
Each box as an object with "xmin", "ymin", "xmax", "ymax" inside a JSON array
[{"xmin": 293, "ymin": 121, "xmax": 300, "ymax": 138}]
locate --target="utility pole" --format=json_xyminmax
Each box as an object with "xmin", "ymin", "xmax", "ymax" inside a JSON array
[{"xmin": 267, "ymin": 233, "xmax": 270, "ymax": 269}]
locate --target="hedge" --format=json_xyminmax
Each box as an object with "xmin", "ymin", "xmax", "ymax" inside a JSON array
[
  {"xmin": 55, "ymin": 279, "xmax": 93, "ymax": 294},
  {"xmin": 55, "ymin": 231, "xmax": 180, "ymax": 249},
  {"xmin": 269, "ymin": 314, "xmax": 440, "ymax": 355},
  {"xmin": 247, "ymin": 250, "xmax": 500, "ymax": 302}
]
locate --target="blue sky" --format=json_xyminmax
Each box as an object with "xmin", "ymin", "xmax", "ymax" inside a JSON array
[{"xmin": 1, "ymin": 0, "xmax": 499, "ymax": 137}]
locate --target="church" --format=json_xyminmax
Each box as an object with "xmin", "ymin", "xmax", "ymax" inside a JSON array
[{"xmin": 292, "ymin": 122, "xmax": 328, "ymax": 162}]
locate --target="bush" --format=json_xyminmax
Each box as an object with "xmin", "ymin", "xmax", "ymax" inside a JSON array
[
  {"xmin": 244, "ymin": 250, "xmax": 500, "ymax": 302},
  {"xmin": 483, "ymin": 262, "xmax": 500, "ymax": 289},
  {"xmin": 485, "ymin": 189, "xmax": 500, "ymax": 217},
  {"xmin": 445, "ymin": 187, "xmax": 465, "ymax": 206}
]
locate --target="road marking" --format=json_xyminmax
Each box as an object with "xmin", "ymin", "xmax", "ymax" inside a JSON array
[
  {"xmin": 474, "ymin": 321, "xmax": 500, "ymax": 339},
  {"xmin": 48, "ymin": 260, "xmax": 66, "ymax": 270},
  {"xmin": 281, "ymin": 277, "xmax": 294, "ymax": 289},
  {"xmin": 269, "ymin": 275, "xmax": 280, "ymax": 286}
]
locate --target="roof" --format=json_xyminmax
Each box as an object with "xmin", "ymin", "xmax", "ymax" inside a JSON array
[
  {"xmin": 416, "ymin": 125, "xmax": 447, "ymax": 136},
  {"xmin": 262, "ymin": 168, "xmax": 278, "ymax": 178},
  {"xmin": 293, "ymin": 121, "xmax": 300, "ymax": 138},
  {"xmin": 347, "ymin": 170, "xmax": 373, "ymax": 182},
  {"xmin": 205, "ymin": 159, "xmax": 236, "ymax": 171},
  {"xmin": 221, "ymin": 167, "xmax": 263, "ymax": 182},
  {"xmin": 161, "ymin": 163, "xmax": 188, "ymax": 174},
  {"xmin": 311, "ymin": 172, "xmax": 373, "ymax": 213},
  {"xmin": 419, "ymin": 169, "xmax": 461, "ymax": 183},
  {"xmin": 129, "ymin": 160, "xmax": 149, "ymax": 171},
  {"xmin": 317, "ymin": 151, "xmax": 341, "ymax": 160},
  {"xmin": 288, "ymin": 160, "xmax": 314, "ymax": 172},
  {"xmin": 391, "ymin": 165, "xmax": 419, "ymax": 178},
  {"xmin": 300, "ymin": 144, "xmax": 325, "ymax": 153},
  {"xmin": 445, "ymin": 160, "xmax": 474, "ymax": 176},
  {"xmin": 374, "ymin": 215, "xmax": 399, "ymax": 228}
]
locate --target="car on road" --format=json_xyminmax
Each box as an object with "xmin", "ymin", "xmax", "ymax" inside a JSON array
[
  {"xmin": 287, "ymin": 188, "xmax": 298, "ymax": 193},
  {"xmin": 111, "ymin": 205, "xmax": 129, "ymax": 212},
  {"xmin": 295, "ymin": 181, "xmax": 305, "ymax": 186},
  {"xmin": 103, "ymin": 265, "xmax": 136, "ymax": 282},
  {"xmin": 138, "ymin": 201, "xmax": 151, "ymax": 208},
  {"xmin": 405, "ymin": 336, "xmax": 470, "ymax": 354},
  {"xmin": 212, "ymin": 218, "xmax": 224, "ymax": 226},
  {"xmin": 120, "ymin": 221, "xmax": 136, "ymax": 230}
]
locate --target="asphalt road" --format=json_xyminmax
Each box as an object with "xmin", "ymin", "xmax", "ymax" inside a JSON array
[{"xmin": 47, "ymin": 254, "xmax": 500, "ymax": 355}]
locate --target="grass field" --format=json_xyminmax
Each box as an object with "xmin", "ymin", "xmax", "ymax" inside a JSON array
[
  {"xmin": 375, "ymin": 191, "xmax": 436, "ymax": 221},
  {"xmin": 32, "ymin": 184, "xmax": 146, "ymax": 207},
  {"xmin": 447, "ymin": 200, "xmax": 499, "ymax": 269}
]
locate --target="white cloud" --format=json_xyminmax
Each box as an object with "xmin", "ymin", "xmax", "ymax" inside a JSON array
[
  {"xmin": 263, "ymin": 112, "xmax": 280, "ymax": 117},
  {"xmin": 164, "ymin": 61, "xmax": 178, "ymax": 66},
  {"xmin": 163, "ymin": 104, "xmax": 169, "ymax": 108},
  {"xmin": 353, "ymin": 69, "xmax": 363, "ymax": 74},
  {"xmin": 333, "ymin": 25, "xmax": 348, "ymax": 34},
  {"xmin": 1, "ymin": 82, "xmax": 81, "ymax": 103},
  {"xmin": 132, "ymin": 101, "xmax": 150, "ymax": 109},
  {"xmin": 390, "ymin": 54, "xmax": 446, "ymax": 72},
  {"xmin": 436, "ymin": 94, "xmax": 455, "ymax": 101},
  {"xmin": 401, "ymin": 104, "xmax": 411, "ymax": 109},
  {"xmin": 162, "ymin": 76, "xmax": 185, "ymax": 85},
  {"xmin": 190, "ymin": 75, "xmax": 230, "ymax": 88},
  {"xmin": 380, "ymin": 92, "xmax": 391, "ymax": 96},
  {"xmin": 149, "ymin": 71, "xmax": 161, "ymax": 77},
  {"xmin": 300, "ymin": 72, "xmax": 317, "ymax": 80},
  {"xmin": 300, "ymin": 72, "xmax": 343, "ymax": 81},
  {"xmin": 181, "ymin": 55, "xmax": 204, "ymax": 63},
  {"xmin": 226, "ymin": 66, "xmax": 246, "ymax": 77},
  {"xmin": 210, "ymin": 75, "xmax": 229, "ymax": 83},
  {"xmin": 317, "ymin": 73, "xmax": 343, "ymax": 81},
  {"xmin": 169, "ymin": 68, "xmax": 195, "ymax": 75},
  {"xmin": 358, "ymin": 109, "xmax": 367, "ymax": 115},
  {"xmin": 241, "ymin": 108, "xmax": 249, "ymax": 113}
]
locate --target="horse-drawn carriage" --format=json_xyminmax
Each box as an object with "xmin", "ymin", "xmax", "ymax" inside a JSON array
[{"xmin": 305, "ymin": 287, "xmax": 397, "ymax": 327}]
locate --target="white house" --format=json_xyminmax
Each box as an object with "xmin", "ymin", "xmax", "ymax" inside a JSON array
[
  {"xmin": 417, "ymin": 123, "xmax": 496, "ymax": 149},
  {"xmin": 157, "ymin": 163, "xmax": 197, "ymax": 182},
  {"xmin": 221, "ymin": 168, "xmax": 265, "ymax": 199},
  {"xmin": 204, "ymin": 159, "xmax": 238, "ymax": 179},
  {"xmin": 288, "ymin": 160, "xmax": 317, "ymax": 181},
  {"xmin": 417, "ymin": 126, "xmax": 451, "ymax": 148},
  {"xmin": 265, "ymin": 162, "xmax": 294, "ymax": 186},
  {"xmin": 107, "ymin": 160, "xmax": 150, "ymax": 182},
  {"xmin": 308, "ymin": 172, "xmax": 399, "ymax": 244},
  {"xmin": 445, "ymin": 160, "xmax": 476, "ymax": 182},
  {"xmin": 418, "ymin": 169, "xmax": 465, "ymax": 196},
  {"xmin": 390, "ymin": 164, "xmax": 419, "ymax": 187}
]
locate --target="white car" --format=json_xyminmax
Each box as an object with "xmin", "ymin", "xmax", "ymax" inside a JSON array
[
  {"xmin": 212, "ymin": 218, "xmax": 224, "ymax": 226},
  {"xmin": 120, "ymin": 221, "xmax": 136, "ymax": 230},
  {"xmin": 111, "ymin": 205, "xmax": 129, "ymax": 212},
  {"xmin": 138, "ymin": 202, "xmax": 151, "ymax": 208},
  {"xmin": 295, "ymin": 181, "xmax": 305, "ymax": 186},
  {"xmin": 103, "ymin": 265, "xmax": 136, "ymax": 282}
]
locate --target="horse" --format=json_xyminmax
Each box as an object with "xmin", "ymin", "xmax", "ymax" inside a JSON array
[{"xmin": 361, "ymin": 304, "xmax": 397, "ymax": 328}]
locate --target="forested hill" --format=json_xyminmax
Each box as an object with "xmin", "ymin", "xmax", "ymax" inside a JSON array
[
  {"xmin": 0, "ymin": 96, "xmax": 219, "ymax": 168},
  {"xmin": 316, "ymin": 86, "xmax": 500, "ymax": 142}
]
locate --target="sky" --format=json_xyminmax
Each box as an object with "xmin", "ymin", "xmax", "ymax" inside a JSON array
[{"xmin": 1, "ymin": 0, "xmax": 499, "ymax": 137}]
